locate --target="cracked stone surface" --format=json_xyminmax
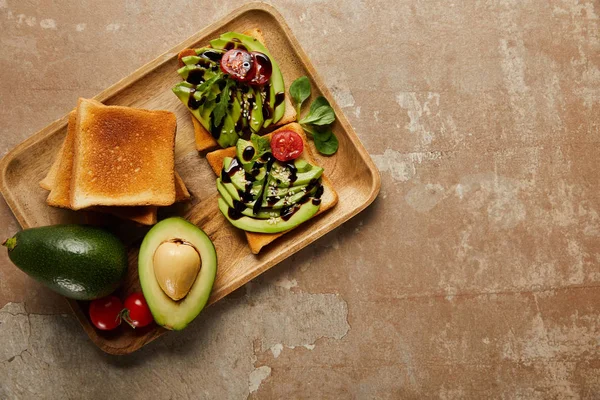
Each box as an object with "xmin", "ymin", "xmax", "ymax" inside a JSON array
[{"xmin": 1, "ymin": 0, "xmax": 600, "ymax": 398}]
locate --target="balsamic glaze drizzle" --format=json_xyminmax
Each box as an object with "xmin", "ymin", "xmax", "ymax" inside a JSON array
[{"xmin": 242, "ymin": 146, "xmax": 255, "ymax": 161}]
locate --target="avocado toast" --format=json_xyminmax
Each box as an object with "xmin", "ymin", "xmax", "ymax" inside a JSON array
[
  {"xmin": 206, "ymin": 123, "xmax": 338, "ymax": 254},
  {"xmin": 174, "ymin": 28, "xmax": 297, "ymax": 152}
]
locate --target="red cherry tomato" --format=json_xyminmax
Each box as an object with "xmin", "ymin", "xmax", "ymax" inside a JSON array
[
  {"xmin": 89, "ymin": 296, "xmax": 123, "ymax": 331},
  {"xmin": 220, "ymin": 49, "xmax": 255, "ymax": 82},
  {"xmin": 122, "ymin": 292, "xmax": 154, "ymax": 328},
  {"xmin": 249, "ymin": 52, "xmax": 272, "ymax": 86},
  {"xmin": 271, "ymin": 130, "xmax": 304, "ymax": 162}
]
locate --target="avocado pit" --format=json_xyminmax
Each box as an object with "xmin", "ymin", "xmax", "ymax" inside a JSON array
[{"xmin": 153, "ymin": 239, "xmax": 201, "ymax": 301}]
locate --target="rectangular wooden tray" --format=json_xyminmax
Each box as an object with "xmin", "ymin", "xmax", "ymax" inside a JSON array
[{"xmin": 0, "ymin": 3, "xmax": 380, "ymax": 354}]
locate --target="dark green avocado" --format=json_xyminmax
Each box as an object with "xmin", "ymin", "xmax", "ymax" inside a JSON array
[{"xmin": 2, "ymin": 225, "xmax": 128, "ymax": 300}]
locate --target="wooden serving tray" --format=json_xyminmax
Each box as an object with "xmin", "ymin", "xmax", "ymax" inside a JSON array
[{"xmin": 0, "ymin": 3, "xmax": 380, "ymax": 354}]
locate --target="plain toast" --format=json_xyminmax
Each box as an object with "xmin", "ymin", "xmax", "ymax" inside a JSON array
[
  {"xmin": 70, "ymin": 99, "xmax": 177, "ymax": 209},
  {"xmin": 44, "ymin": 107, "xmax": 189, "ymax": 225}
]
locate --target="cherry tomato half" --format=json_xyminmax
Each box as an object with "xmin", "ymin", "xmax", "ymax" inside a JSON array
[
  {"xmin": 271, "ymin": 130, "xmax": 304, "ymax": 162},
  {"xmin": 89, "ymin": 296, "xmax": 123, "ymax": 331},
  {"xmin": 249, "ymin": 52, "xmax": 272, "ymax": 86},
  {"xmin": 122, "ymin": 292, "xmax": 153, "ymax": 328},
  {"xmin": 220, "ymin": 49, "xmax": 255, "ymax": 82}
]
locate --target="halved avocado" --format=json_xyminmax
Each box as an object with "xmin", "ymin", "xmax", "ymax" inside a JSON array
[{"xmin": 138, "ymin": 218, "xmax": 217, "ymax": 331}]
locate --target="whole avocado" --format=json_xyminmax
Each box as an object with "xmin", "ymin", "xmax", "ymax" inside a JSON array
[{"xmin": 3, "ymin": 225, "xmax": 128, "ymax": 300}]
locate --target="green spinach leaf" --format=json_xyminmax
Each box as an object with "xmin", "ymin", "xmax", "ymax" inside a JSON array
[
  {"xmin": 289, "ymin": 80, "xmax": 338, "ymax": 155},
  {"xmin": 299, "ymin": 103, "xmax": 335, "ymax": 126},
  {"xmin": 301, "ymin": 124, "xmax": 331, "ymax": 141},
  {"xmin": 309, "ymin": 96, "xmax": 331, "ymax": 113},
  {"xmin": 313, "ymin": 127, "xmax": 332, "ymax": 142},
  {"xmin": 289, "ymin": 76, "xmax": 311, "ymax": 115},
  {"xmin": 251, "ymin": 133, "xmax": 270, "ymax": 156},
  {"xmin": 314, "ymin": 130, "xmax": 339, "ymax": 155}
]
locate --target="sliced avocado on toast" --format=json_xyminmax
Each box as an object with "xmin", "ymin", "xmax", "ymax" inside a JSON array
[
  {"xmin": 216, "ymin": 133, "xmax": 325, "ymax": 234},
  {"xmin": 218, "ymin": 198, "xmax": 320, "ymax": 234},
  {"xmin": 172, "ymin": 32, "xmax": 286, "ymax": 148},
  {"xmin": 211, "ymin": 32, "xmax": 285, "ymax": 126}
]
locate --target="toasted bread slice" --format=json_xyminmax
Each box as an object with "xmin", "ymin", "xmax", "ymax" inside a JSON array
[
  {"xmin": 174, "ymin": 172, "xmax": 191, "ymax": 200},
  {"xmin": 45, "ymin": 107, "xmax": 190, "ymax": 225},
  {"xmin": 70, "ymin": 99, "xmax": 177, "ymax": 209},
  {"xmin": 180, "ymin": 28, "xmax": 297, "ymax": 152},
  {"xmin": 94, "ymin": 174, "xmax": 189, "ymax": 224},
  {"xmin": 45, "ymin": 111, "xmax": 157, "ymax": 224},
  {"xmin": 206, "ymin": 123, "xmax": 338, "ymax": 254},
  {"xmin": 95, "ymin": 173, "xmax": 188, "ymax": 225},
  {"xmin": 39, "ymin": 138, "xmax": 65, "ymax": 190},
  {"xmin": 47, "ymin": 111, "xmax": 77, "ymax": 208},
  {"xmin": 94, "ymin": 206, "xmax": 158, "ymax": 225}
]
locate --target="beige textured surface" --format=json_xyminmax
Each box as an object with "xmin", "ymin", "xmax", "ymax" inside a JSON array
[{"xmin": 1, "ymin": 0, "xmax": 599, "ymax": 398}]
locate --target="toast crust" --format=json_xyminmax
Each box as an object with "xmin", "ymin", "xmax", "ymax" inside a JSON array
[
  {"xmin": 180, "ymin": 28, "xmax": 297, "ymax": 152},
  {"xmin": 47, "ymin": 111, "xmax": 77, "ymax": 208},
  {"xmin": 93, "ymin": 206, "xmax": 158, "ymax": 225},
  {"xmin": 70, "ymin": 99, "xmax": 177, "ymax": 209},
  {"xmin": 206, "ymin": 123, "xmax": 338, "ymax": 254},
  {"xmin": 39, "ymin": 136, "xmax": 66, "ymax": 190}
]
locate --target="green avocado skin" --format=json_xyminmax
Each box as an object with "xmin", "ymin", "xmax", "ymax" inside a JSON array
[{"xmin": 3, "ymin": 225, "xmax": 128, "ymax": 300}]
